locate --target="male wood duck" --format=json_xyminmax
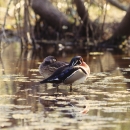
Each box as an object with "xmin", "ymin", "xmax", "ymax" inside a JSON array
[
  {"xmin": 40, "ymin": 56, "xmax": 90, "ymax": 91},
  {"xmin": 39, "ymin": 56, "xmax": 68, "ymax": 78}
]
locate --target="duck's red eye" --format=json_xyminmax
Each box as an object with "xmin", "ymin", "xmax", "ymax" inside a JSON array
[{"xmin": 81, "ymin": 58, "xmax": 83, "ymax": 61}]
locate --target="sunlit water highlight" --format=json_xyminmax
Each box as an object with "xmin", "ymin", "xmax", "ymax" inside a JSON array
[{"xmin": 0, "ymin": 42, "xmax": 130, "ymax": 130}]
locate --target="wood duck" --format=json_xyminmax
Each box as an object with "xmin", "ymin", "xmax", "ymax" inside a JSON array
[
  {"xmin": 40, "ymin": 56, "xmax": 90, "ymax": 91},
  {"xmin": 39, "ymin": 56, "xmax": 68, "ymax": 78}
]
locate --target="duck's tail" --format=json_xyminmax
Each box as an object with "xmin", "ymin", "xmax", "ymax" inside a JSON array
[
  {"xmin": 40, "ymin": 77, "xmax": 61, "ymax": 84},
  {"xmin": 40, "ymin": 78, "xmax": 48, "ymax": 84}
]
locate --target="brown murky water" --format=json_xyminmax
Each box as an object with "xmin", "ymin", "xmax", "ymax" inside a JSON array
[{"xmin": 0, "ymin": 42, "xmax": 130, "ymax": 130}]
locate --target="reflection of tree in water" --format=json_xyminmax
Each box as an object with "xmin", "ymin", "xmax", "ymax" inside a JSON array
[
  {"xmin": 90, "ymin": 52, "xmax": 120, "ymax": 73},
  {"xmin": 0, "ymin": 43, "xmax": 40, "ymax": 96},
  {"xmin": 0, "ymin": 43, "xmax": 9, "ymax": 93}
]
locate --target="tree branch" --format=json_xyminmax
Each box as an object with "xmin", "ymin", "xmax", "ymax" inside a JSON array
[
  {"xmin": 106, "ymin": 0, "xmax": 128, "ymax": 11},
  {"xmin": 31, "ymin": 0, "xmax": 70, "ymax": 30}
]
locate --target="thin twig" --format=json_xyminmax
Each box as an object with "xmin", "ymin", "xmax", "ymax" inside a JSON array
[
  {"xmin": 14, "ymin": 0, "xmax": 21, "ymax": 36},
  {"xmin": 101, "ymin": 1, "xmax": 108, "ymax": 35},
  {"xmin": 1, "ymin": 0, "xmax": 13, "ymax": 40},
  {"xmin": 0, "ymin": 0, "xmax": 13, "ymax": 74}
]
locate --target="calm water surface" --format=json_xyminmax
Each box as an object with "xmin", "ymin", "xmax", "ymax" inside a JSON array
[{"xmin": 0, "ymin": 43, "xmax": 130, "ymax": 130}]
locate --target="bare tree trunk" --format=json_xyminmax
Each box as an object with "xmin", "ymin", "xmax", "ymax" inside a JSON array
[
  {"xmin": 31, "ymin": 0, "xmax": 70, "ymax": 31},
  {"xmin": 23, "ymin": 0, "xmax": 29, "ymax": 39},
  {"xmin": 98, "ymin": 6, "xmax": 130, "ymax": 49},
  {"xmin": 113, "ymin": 6, "xmax": 130, "ymax": 37},
  {"xmin": 74, "ymin": 0, "xmax": 89, "ymax": 21},
  {"xmin": 74, "ymin": 0, "xmax": 96, "ymax": 39}
]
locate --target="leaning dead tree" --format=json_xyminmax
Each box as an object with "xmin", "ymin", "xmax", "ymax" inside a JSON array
[
  {"xmin": 32, "ymin": 0, "xmax": 70, "ymax": 31},
  {"xmin": 98, "ymin": 5, "xmax": 130, "ymax": 49},
  {"xmin": 113, "ymin": 6, "xmax": 130, "ymax": 38}
]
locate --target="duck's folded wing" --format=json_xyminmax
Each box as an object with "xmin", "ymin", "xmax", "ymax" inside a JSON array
[
  {"xmin": 40, "ymin": 67, "xmax": 86, "ymax": 84},
  {"xmin": 40, "ymin": 65, "xmax": 68, "ymax": 84}
]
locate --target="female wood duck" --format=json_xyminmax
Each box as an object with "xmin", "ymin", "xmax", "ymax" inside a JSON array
[
  {"xmin": 40, "ymin": 56, "xmax": 90, "ymax": 91},
  {"xmin": 39, "ymin": 56, "xmax": 68, "ymax": 78}
]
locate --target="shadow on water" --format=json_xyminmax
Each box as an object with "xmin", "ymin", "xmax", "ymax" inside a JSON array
[{"xmin": 0, "ymin": 42, "xmax": 130, "ymax": 130}]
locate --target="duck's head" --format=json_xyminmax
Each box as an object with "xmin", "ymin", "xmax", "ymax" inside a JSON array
[
  {"xmin": 43, "ymin": 56, "xmax": 57, "ymax": 64},
  {"xmin": 69, "ymin": 56, "xmax": 84, "ymax": 66},
  {"xmin": 69, "ymin": 56, "xmax": 90, "ymax": 75}
]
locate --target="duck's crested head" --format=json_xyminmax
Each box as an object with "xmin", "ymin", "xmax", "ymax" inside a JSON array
[
  {"xmin": 69, "ymin": 56, "xmax": 83, "ymax": 66},
  {"xmin": 43, "ymin": 56, "xmax": 57, "ymax": 64}
]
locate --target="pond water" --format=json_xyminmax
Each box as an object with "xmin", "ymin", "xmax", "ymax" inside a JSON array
[{"xmin": 0, "ymin": 42, "xmax": 130, "ymax": 130}]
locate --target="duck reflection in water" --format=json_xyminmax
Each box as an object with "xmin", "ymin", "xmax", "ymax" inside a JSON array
[{"xmin": 40, "ymin": 56, "xmax": 90, "ymax": 92}]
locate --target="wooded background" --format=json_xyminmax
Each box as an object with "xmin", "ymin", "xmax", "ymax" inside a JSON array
[{"xmin": 0, "ymin": 0, "xmax": 130, "ymax": 53}]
